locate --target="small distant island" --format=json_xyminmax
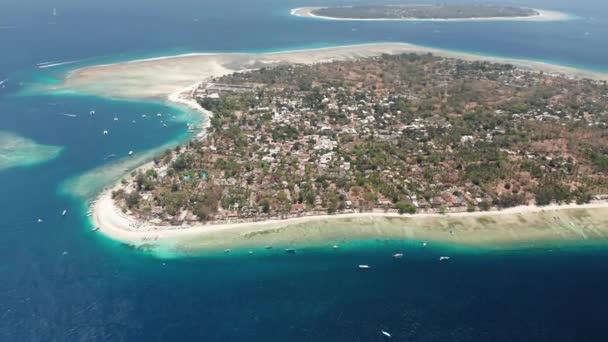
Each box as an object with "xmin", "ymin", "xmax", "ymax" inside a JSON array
[{"xmin": 292, "ymin": 4, "xmax": 567, "ymax": 22}]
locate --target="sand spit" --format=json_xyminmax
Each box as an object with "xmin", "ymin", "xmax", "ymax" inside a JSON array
[{"xmin": 57, "ymin": 43, "xmax": 608, "ymax": 104}]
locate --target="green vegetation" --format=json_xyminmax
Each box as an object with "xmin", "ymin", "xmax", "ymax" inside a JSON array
[
  {"xmin": 313, "ymin": 5, "xmax": 538, "ymax": 20},
  {"xmin": 114, "ymin": 53, "xmax": 608, "ymax": 225}
]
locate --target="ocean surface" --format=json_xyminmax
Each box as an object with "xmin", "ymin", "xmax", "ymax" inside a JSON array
[{"xmin": 2, "ymin": 0, "xmax": 608, "ymax": 340}]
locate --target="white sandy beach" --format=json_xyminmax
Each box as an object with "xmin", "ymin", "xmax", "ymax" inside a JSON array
[
  {"xmin": 290, "ymin": 7, "xmax": 570, "ymax": 22},
  {"xmin": 51, "ymin": 43, "xmax": 608, "ymax": 252},
  {"xmin": 92, "ymin": 182, "xmax": 608, "ymax": 253}
]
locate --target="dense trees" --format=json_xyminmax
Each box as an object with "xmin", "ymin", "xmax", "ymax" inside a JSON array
[{"xmin": 115, "ymin": 53, "xmax": 607, "ymax": 223}]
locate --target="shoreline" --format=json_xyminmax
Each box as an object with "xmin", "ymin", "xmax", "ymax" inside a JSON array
[
  {"xmin": 92, "ymin": 181, "xmax": 608, "ymax": 252},
  {"xmin": 290, "ymin": 7, "xmax": 571, "ymax": 22},
  {"xmin": 55, "ymin": 43, "xmax": 608, "ymax": 252}
]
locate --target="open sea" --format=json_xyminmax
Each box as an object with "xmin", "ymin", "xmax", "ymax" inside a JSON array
[{"xmin": 2, "ymin": 0, "xmax": 608, "ymax": 340}]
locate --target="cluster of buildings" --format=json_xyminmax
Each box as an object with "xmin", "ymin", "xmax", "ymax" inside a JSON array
[{"xmin": 117, "ymin": 55, "xmax": 608, "ymax": 225}]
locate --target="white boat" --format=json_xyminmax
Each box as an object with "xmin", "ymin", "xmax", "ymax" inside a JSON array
[
  {"xmin": 113, "ymin": 116, "xmax": 118, "ymax": 121},
  {"xmin": 0, "ymin": 78, "xmax": 8, "ymax": 86},
  {"xmin": 439, "ymin": 256, "xmax": 450, "ymax": 261},
  {"xmin": 128, "ymin": 150, "xmax": 134, "ymax": 156},
  {"xmin": 358, "ymin": 265, "xmax": 371, "ymax": 269},
  {"xmin": 393, "ymin": 253, "xmax": 403, "ymax": 259},
  {"xmin": 62, "ymin": 209, "xmax": 67, "ymax": 216},
  {"xmin": 332, "ymin": 245, "xmax": 339, "ymax": 249},
  {"xmin": 157, "ymin": 113, "xmax": 162, "ymax": 117},
  {"xmin": 37, "ymin": 218, "xmax": 43, "ymax": 223},
  {"xmin": 102, "ymin": 130, "xmax": 109, "ymax": 135},
  {"xmin": 422, "ymin": 242, "xmax": 427, "ymax": 248},
  {"xmin": 381, "ymin": 330, "xmax": 392, "ymax": 338},
  {"xmin": 89, "ymin": 110, "xmax": 95, "ymax": 115},
  {"xmin": 91, "ymin": 226, "xmax": 100, "ymax": 232}
]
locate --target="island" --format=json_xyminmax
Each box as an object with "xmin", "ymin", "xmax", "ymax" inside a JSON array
[
  {"xmin": 291, "ymin": 5, "xmax": 568, "ymax": 22},
  {"xmin": 92, "ymin": 52, "xmax": 608, "ymax": 252},
  {"xmin": 111, "ymin": 53, "xmax": 608, "ymax": 221},
  {"xmin": 48, "ymin": 43, "xmax": 608, "ymax": 253}
]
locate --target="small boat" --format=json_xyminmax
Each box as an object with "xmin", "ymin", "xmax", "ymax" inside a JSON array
[
  {"xmin": 89, "ymin": 110, "xmax": 95, "ymax": 115},
  {"xmin": 285, "ymin": 248, "xmax": 296, "ymax": 254},
  {"xmin": 157, "ymin": 113, "xmax": 162, "ymax": 117},
  {"xmin": 91, "ymin": 226, "xmax": 100, "ymax": 232},
  {"xmin": 381, "ymin": 330, "xmax": 392, "ymax": 338},
  {"xmin": 37, "ymin": 218, "xmax": 43, "ymax": 223},
  {"xmin": 224, "ymin": 249, "xmax": 231, "ymax": 253},
  {"xmin": 264, "ymin": 246, "xmax": 273, "ymax": 250},
  {"xmin": 393, "ymin": 253, "xmax": 403, "ymax": 259},
  {"xmin": 102, "ymin": 130, "xmax": 109, "ymax": 135},
  {"xmin": 128, "ymin": 150, "xmax": 134, "ymax": 156},
  {"xmin": 248, "ymin": 251, "xmax": 254, "ymax": 254},
  {"xmin": 358, "ymin": 265, "xmax": 371, "ymax": 269},
  {"xmin": 439, "ymin": 256, "xmax": 450, "ymax": 261},
  {"xmin": 332, "ymin": 245, "xmax": 339, "ymax": 249},
  {"xmin": 113, "ymin": 116, "xmax": 118, "ymax": 121},
  {"xmin": 422, "ymin": 242, "xmax": 427, "ymax": 248},
  {"xmin": 62, "ymin": 209, "xmax": 67, "ymax": 216}
]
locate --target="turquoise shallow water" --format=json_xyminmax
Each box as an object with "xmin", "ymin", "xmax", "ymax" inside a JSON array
[{"xmin": 2, "ymin": 0, "xmax": 608, "ymax": 340}]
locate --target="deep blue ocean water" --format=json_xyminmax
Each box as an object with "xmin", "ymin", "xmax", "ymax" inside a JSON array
[{"xmin": 2, "ymin": 0, "xmax": 608, "ymax": 340}]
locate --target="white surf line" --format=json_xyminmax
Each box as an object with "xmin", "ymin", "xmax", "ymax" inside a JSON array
[
  {"xmin": 37, "ymin": 61, "xmax": 58, "ymax": 66},
  {"xmin": 38, "ymin": 60, "xmax": 81, "ymax": 69}
]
